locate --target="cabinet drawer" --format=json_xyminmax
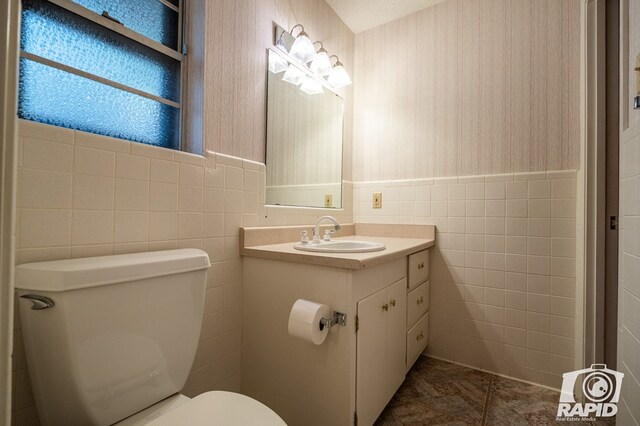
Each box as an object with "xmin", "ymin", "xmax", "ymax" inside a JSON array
[
  {"xmin": 406, "ymin": 313, "xmax": 429, "ymax": 371},
  {"xmin": 407, "ymin": 281, "xmax": 429, "ymax": 328},
  {"xmin": 408, "ymin": 249, "xmax": 429, "ymax": 290}
]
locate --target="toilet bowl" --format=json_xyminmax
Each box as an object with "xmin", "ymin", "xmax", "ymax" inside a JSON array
[
  {"xmin": 16, "ymin": 249, "xmax": 286, "ymax": 426},
  {"xmin": 116, "ymin": 392, "xmax": 286, "ymax": 426}
]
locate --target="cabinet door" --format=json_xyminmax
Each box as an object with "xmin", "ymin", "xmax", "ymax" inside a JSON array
[
  {"xmin": 356, "ymin": 286, "xmax": 389, "ymax": 426},
  {"xmin": 386, "ymin": 278, "xmax": 407, "ymax": 401}
]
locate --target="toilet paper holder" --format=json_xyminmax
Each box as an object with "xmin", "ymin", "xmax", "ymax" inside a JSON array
[{"xmin": 319, "ymin": 311, "xmax": 347, "ymax": 330}]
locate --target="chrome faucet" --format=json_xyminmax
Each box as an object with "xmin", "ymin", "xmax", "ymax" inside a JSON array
[{"xmin": 312, "ymin": 216, "xmax": 341, "ymax": 243}]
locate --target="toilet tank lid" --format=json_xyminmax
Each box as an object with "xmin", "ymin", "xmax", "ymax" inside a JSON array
[{"xmin": 16, "ymin": 249, "xmax": 211, "ymax": 292}]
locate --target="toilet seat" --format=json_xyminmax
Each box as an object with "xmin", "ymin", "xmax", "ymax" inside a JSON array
[{"xmin": 145, "ymin": 391, "xmax": 287, "ymax": 426}]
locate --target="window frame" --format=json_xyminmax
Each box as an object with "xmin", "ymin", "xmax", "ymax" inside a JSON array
[{"xmin": 19, "ymin": 0, "xmax": 187, "ymax": 150}]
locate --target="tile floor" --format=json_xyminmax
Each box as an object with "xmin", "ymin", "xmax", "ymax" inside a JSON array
[{"xmin": 376, "ymin": 356, "xmax": 616, "ymax": 425}]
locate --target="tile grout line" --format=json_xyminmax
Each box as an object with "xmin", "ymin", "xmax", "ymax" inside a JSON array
[{"xmin": 481, "ymin": 375, "xmax": 494, "ymax": 426}]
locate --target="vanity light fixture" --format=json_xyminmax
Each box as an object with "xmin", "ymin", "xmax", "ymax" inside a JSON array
[
  {"xmin": 326, "ymin": 55, "xmax": 352, "ymax": 88},
  {"xmin": 310, "ymin": 42, "xmax": 332, "ymax": 76},
  {"xmin": 288, "ymin": 24, "xmax": 317, "ymax": 64},
  {"xmin": 282, "ymin": 64, "xmax": 306, "ymax": 86},
  {"xmin": 299, "ymin": 76, "xmax": 324, "ymax": 95},
  {"xmin": 272, "ymin": 23, "xmax": 352, "ymax": 93}
]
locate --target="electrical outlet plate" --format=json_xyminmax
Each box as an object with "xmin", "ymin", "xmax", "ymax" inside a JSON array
[
  {"xmin": 324, "ymin": 194, "xmax": 333, "ymax": 208},
  {"xmin": 372, "ymin": 192, "xmax": 382, "ymax": 209}
]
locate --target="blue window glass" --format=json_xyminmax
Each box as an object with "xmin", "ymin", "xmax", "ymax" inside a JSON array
[
  {"xmin": 18, "ymin": 0, "xmax": 182, "ymax": 150},
  {"xmin": 19, "ymin": 58, "xmax": 179, "ymax": 149},
  {"xmin": 21, "ymin": 0, "xmax": 180, "ymax": 102},
  {"xmin": 69, "ymin": 0, "xmax": 179, "ymax": 49}
]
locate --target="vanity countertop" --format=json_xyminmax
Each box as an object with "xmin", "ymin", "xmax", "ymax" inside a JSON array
[{"xmin": 240, "ymin": 225, "xmax": 435, "ymax": 270}]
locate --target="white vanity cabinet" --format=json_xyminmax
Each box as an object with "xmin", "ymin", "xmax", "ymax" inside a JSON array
[
  {"xmin": 242, "ymin": 244, "xmax": 431, "ymax": 426},
  {"xmin": 356, "ymin": 278, "xmax": 407, "ymax": 426}
]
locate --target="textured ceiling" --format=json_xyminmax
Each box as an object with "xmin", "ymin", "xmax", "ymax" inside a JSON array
[{"xmin": 325, "ymin": 0, "xmax": 449, "ymax": 33}]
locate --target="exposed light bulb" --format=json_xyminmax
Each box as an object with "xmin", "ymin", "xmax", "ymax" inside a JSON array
[{"xmin": 299, "ymin": 76, "xmax": 324, "ymax": 95}]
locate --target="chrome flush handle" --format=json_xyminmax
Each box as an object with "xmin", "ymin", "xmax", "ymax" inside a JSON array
[{"xmin": 20, "ymin": 294, "xmax": 55, "ymax": 310}]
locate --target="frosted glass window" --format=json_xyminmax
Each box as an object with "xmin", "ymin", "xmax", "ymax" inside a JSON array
[
  {"xmin": 19, "ymin": 58, "xmax": 180, "ymax": 149},
  {"xmin": 18, "ymin": 0, "xmax": 183, "ymax": 150},
  {"xmin": 21, "ymin": 0, "xmax": 180, "ymax": 102},
  {"xmin": 69, "ymin": 0, "xmax": 179, "ymax": 49}
]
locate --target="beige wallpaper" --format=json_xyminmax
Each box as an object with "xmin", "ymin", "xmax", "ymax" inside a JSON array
[
  {"xmin": 352, "ymin": 0, "xmax": 582, "ymax": 182},
  {"xmin": 191, "ymin": 0, "xmax": 354, "ymax": 182}
]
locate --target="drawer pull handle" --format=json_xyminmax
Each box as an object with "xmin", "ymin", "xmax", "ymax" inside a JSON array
[
  {"xmin": 417, "ymin": 262, "xmax": 425, "ymax": 270},
  {"xmin": 416, "ymin": 296, "xmax": 425, "ymax": 305},
  {"xmin": 390, "ymin": 299, "xmax": 396, "ymax": 307},
  {"xmin": 416, "ymin": 331, "xmax": 424, "ymax": 341},
  {"xmin": 382, "ymin": 303, "xmax": 389, "ymax": 312}
]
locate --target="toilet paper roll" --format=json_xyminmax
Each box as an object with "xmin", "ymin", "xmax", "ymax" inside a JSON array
[{"xmin": 287, "ymin": 299, "xmax": 331, "ymax": 345}]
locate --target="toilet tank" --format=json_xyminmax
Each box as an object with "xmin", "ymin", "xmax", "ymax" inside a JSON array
[{"xmin": 16, "ymin": 249, "xmax": 211, "ymax": 426}]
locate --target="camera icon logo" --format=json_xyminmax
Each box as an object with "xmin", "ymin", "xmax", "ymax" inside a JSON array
[{"xmin": 557, "ymin": 364, "xmax": 624, "ymax": 420}]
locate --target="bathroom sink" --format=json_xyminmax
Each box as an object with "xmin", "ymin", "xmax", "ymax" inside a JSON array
[{"xmin": 293, "ymin": 240, "xmax": 386, "ymax": 253}]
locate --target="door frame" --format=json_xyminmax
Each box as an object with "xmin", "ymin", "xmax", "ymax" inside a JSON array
[
  {"xmin": 0, "ymin": 0, "xmax": 20, "ymax": 423},
  {"xmin": 578, "ymin": 0, "xmax": 609, "ymax": 369}
]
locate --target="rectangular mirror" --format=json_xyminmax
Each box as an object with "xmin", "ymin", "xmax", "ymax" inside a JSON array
[{"xmin": 265, "ymin": 48, "xmax": 344, "ymax": 209}]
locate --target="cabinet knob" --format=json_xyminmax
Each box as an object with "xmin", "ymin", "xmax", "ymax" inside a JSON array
[
  {"xmin": 417, "ymin": 262, "xmax": 424, "ymax": 270},
  {"xmin": 382, "ymin": 303, "xmax": 389, "ymax": 312},
  {"xmin": 390, "ymin": 299, "xmax": 396, "ymax": 307},
  {"xmin": 416, "ymin": 296, "xmax": 424, "ymax": 305},
  {"xmin": 416, "ymin": 331, "xmax": 424, "ymax": 341}
]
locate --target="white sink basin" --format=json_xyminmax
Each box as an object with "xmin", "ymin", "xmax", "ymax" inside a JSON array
[{"xmin": 293, "ymin": 240, "xmax": 386, "ymax": 253}]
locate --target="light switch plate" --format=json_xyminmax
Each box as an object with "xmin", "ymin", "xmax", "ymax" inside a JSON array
[
  {"xmin": 324, "ymin": 194, "xmax": 333, "ymax": 208},
  {"xmin": 372, "ymin": 192, "xmax": 382, "ymax": 209}
]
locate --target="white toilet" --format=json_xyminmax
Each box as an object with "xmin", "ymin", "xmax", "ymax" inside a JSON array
[{"xmin": 15, "ymin": 249, "xmax": 286, "ymax": 426}]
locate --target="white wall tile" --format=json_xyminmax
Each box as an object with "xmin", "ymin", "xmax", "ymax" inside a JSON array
[
  {"xmin": 71, "ymin": 210, "xmax": 114, "ymax": 245},
  {"xmin": 528, "ymin": 181, "xmax": 551, "ymax": 199},
  {"xmin": 74, "ymin": 147, "xmax": 115, "ymax": 177},
  {"xmin": 22, "ymin": 138, "xmax": 73, "ymax": 173},
  {"xmin": 179, "ymin": 185, "xmax": 204, "ymax": 212},
  {"xmin": 20, "ymin": 169, "xmax": 72, "ymax": 209},
  {"xmin": 115, "ymin": 179, "xmax": 149, "ymax": 211},
  {"xmin": 485, "ymin": 200, "xmax": 506, "ymax": 217},
  {"xmin": 148, "ymin": 212, "xmax": 178, "ymax": 241},
  {"xmin": 528, "ymin": 199, "xmax": 551, "ymax": 218},
  {"xmin": 507, "ymin": 199, "xmax": 527, "ymax": 217},
  {"xmin": 150, "ymin": 182, "xmax": 178, "ymax": 212},
  {"xmin": 20, "ymin": 209, "xmax": 71, "ymax": 248},
  {"xmin": 449, "ymin": 184, "xmax": 466, "ymax": 200},
  {"xmin": 114, "ymin": 211, "xmax": 148, "ymax": 243},
  {"xmin": 116, "ymin": 154, "xmax": 150, "ymax": 180},
  {"xmin": 179, "ymin": 163, "xmax": 205, "ymax": 186},
  {"xmin": 150, "ymin": 159, "xmax": 179, "ymax": 183},
  {"xmin": 73, "ymin": 174, "xmax": 114, "ymax": 210},
  {"xmin": 506, "ymin": 181, "xmax": 528, "ymax": 199}
]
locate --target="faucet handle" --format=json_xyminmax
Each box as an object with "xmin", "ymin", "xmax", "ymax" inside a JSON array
[
  {"xmin": 300, "ymin": 230, "xmax": 309, "ymax": 244},
  {"xmin": 323, "ymin": 229, "xmax": 334, "ymax": 241}
]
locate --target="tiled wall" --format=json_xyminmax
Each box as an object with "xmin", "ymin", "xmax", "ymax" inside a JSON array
[
  {"xmin": 619, "ymin": 127, "xmax": 640, "ymax": 425},
  {"xmin": 618, "ymin": 109, "xmax": 640, "ymax": 423},
  {"xmin": 11, "ymin": 119, "xmax": 353, "ymax": 425},
  {"xmin": 354, "ymin": 171, "xmax": 578, "ymax": 389}
]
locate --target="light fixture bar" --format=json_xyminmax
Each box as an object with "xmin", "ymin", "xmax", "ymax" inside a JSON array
[{"xmin": 272, "ymin": 23, "xmax": 351, "ymax": 91}]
